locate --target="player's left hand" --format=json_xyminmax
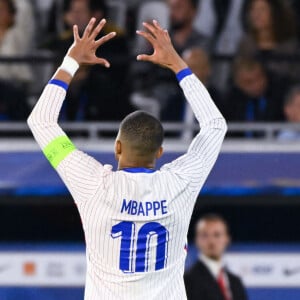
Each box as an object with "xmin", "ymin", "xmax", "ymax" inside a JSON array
[
  {"xmin": 67, "ymin": 18, "xmax": 116, "ymax": 68},
  {"xmin": 136, "ymin": 20, "xmax": 187, "ymax": 73}
]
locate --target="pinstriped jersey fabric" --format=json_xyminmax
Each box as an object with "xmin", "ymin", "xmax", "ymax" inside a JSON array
[{"xmin": 28, "ymin": 74, "xmax": 227, "ymax": 300}]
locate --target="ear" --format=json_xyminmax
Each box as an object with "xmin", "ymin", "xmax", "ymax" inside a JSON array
[
  {"xmin": 115, "ymin": 140, "xmax": 122, "ymax": 161},
  {"xmin": 156, "ymin": 146, "xmax": 164, "ymax": 159}
]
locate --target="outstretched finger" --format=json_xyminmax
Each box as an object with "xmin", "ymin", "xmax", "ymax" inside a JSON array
[
  {"xmin": 95, "ymin": 57, "xmax": 111, "ymax": 68},
  {"xmin": 95, "ymin": 31, "xmax": 117, "ymax": 47},
  {"xmin": 83, "ymin": 17, "xmax": 96, "ymax": 39},
  {"xmin": 90, "ymin": 18, "xmax": 106, "ymax": 40},
  {"xmin": 164, "ymin": 29, "xmax": 171, "ymax": 42},
  {"xmin": 73, "ymin": 25, "xmax": 80, "ymax": 41},
  {"xmin": 153, "ymin": 20, "xmax": 163, "ymax": 31},
  {"xmin": 142, "ymin": 22, "xmax": 157, "ymax": 37},
  {"xmin": 136, "ymin": 30, "xmax": 156, "ymax": 45},
  {"xmin": 137, "ymin": 54, "xmax": 154, "ymax": 62}
]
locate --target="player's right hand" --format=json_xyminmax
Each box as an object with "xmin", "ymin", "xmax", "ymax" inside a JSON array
[
  {"xmin": 136, "ymin": 20, "xmax": 187, "ymax": 73},
  {"xmin": 67, "ymin": 18, "xmax": 116, "ymax": 68}
]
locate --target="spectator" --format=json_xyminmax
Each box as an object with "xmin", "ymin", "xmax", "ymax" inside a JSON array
[
  {"xmin": 238, "ymin": 0, "xmax": 299, "ymax": 81},
  {"xmin": 44, "ymin": 0, "xmax": 132, "ymax": 121},
  {"xmin": 163, "ymin": 48, "xmax": 223, "ymax": 138},
  {"xmin": 134, "ymin": 1, "xmax": 169, "ymax": 55},
  {"xmin": 182, "ymin": 48, "xmax": 221, "ymax": 106},
  {"xmin": 14, "ymin": 0, "xmax": 35, "ymax": 49},
  {"xmin": 194, "ymin": 0, "xmax": 247, "ymax": 92},
  {"xmin": 194, "ymin": 0, "xmax": 245, "ymax": 55},
  {"xmin": 278, "ymin": 86, "xmax": 300, "ymax": 140},
  {"xmin": 45, "ymin": 0, "xmax": 124, "ymax": 59},
  {"xmin": 162, "ymin": 47, "xmax": 216, "ymax": 121},
  {"xmin": 131, "ymin": 0, "xmax": 210, "ymax": 120},
  {"xmin": 0, "ymin": 0, "xmax": 33, "ymax": 83},
  {"xmin": 168, "ymin": 0, "xmax": 210, "ymax": 54},
  {"xmin": 184, "ymin": 214, "xmax": 248, "ymax": 300},
  {"xmin": 224, "ymin": 58, "xmax": 288, "ymax": 122}
]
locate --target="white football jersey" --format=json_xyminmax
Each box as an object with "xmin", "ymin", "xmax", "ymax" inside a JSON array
[{"xmin": 28, "ymin": 71, "xmax": 227, "ymax": 300}]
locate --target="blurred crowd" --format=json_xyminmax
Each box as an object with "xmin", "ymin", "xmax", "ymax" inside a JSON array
[{"xmin": 1, "ymin": 0, "xmax": 300, "ymax": 138}]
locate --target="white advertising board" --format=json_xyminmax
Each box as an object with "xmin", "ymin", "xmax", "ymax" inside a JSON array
[{"xmin": 0, "ymin": 252, "xmax": 299, "ymax": 287}]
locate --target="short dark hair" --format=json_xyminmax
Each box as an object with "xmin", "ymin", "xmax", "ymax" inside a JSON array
[
  {"xmin": 233, "ymin": 57, "xmax": 264, "ymax": 77},
  {"xmin": 1, "ymin": 0, "xmax": 16, "ymax": 16},
  {"xmin": 244, "ymin": 0, "xmax": 297, "ymax": 44},
  {"xmin": 197, "ymin": 213, "xmax": 230, "ymax": 233},
  {"xmin": 120, "ymin": 111, "xmax": 164, "ymax": 156}
]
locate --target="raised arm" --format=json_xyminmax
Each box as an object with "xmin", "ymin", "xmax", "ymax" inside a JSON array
[
  {"xmin": 27, "ymin": 18, "xmax": 116, "ymax": 202},
  {"xmin": 137, "ymin": 21, "xmax": 227, "ymax": 192}
]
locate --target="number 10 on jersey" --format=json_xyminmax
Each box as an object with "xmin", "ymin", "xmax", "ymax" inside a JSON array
[{"xmin": 111, "ymin": 221, "xmax": 169, "ymax": 273}]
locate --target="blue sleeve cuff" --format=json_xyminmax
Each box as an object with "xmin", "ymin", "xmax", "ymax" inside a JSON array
[
  {"xmin": 176, "ymin": 68, "xmax": 193, "ymax": 82},
  {"xmin": 48, "ymin": 79, "xmax": 69, "ymax": 91}
]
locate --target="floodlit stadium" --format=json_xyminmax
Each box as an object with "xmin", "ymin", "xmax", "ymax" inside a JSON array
[{"xmin": 1, "ymin": 0, "xmax": 300, "ymax": 300}]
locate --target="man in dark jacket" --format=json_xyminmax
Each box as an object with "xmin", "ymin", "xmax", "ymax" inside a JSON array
[
  {"xmin": 184, "ymin": 214, "xmax": 248, "ymax": 300},
  {"xmin": 224, "ymin": 57, "xmax": 289, "ymax": 122}
]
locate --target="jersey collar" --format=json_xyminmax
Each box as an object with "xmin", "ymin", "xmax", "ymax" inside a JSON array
[{"xmin": 120, "ymin": 168, "xmax": 156, "ymax": 174}]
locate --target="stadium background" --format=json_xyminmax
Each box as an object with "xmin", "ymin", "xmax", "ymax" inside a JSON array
[{"xmin": 1, "ymin": 0, "xmax": 300, "ymax": 299}]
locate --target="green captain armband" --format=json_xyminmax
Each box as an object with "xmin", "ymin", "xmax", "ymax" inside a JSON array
[{"xmin": 43, "ymin": 136, "xmax": 76, "ymax": 169}]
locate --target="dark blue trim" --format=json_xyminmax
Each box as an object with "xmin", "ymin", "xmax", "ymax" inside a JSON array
[
  {"xmin": 0, "ymin": 288, "xmax": 84, "ymax": 300},
  {"xmin": 176, "ymin": 68, "xmax": 192, "ymax": 82},
  {"xmin": 49, "ymin": 79, "xmax": 69, "ymax": 91},
  {"xmin": 121, "ymin": 168, "xmax": 156, "ymax": 174},
  {"xmin": 7, "ymin": 186, "xmax": 300, "ymax": 196}
]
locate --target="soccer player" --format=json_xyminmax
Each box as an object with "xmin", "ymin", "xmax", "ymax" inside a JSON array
[{"xmin": 28, "ymin": 18, "xmax": 227, "ymax": 300}]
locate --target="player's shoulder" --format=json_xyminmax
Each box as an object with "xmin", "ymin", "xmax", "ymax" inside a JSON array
[{"xmin": 159, "ymin": 164, "xmax": 193, "ymax": 187}]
